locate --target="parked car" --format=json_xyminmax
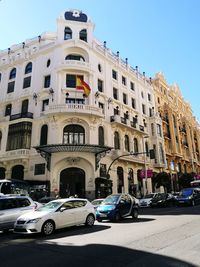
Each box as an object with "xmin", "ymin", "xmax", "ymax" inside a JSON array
[
  {"xmin": 139, "ymin": 193, "xmax": 158, "ymax": 207},
  {"xmin": 91, "ymin": 198, "xmax": 105, "ymax": 210},
  {"xmin": 176, "ymin": 188, "xmax": 200, "ymax": 206},
  {"xmin": 150, "ymin": 193, "xmax": 176, "ymax": 208},
  {"xmin": 96, "ymin": 193, "xmax": 139, "ymax": 222},
  {"xmin": 38, "ymin": 196, "xmax": 57, "ymax": 204},
  {"xmin": 14, "ymin": 198, "xmax": 96, "ymax": 236},
  {"xmin": 0, "ymin": 195, "xmax": 38, "ymax": 232}
]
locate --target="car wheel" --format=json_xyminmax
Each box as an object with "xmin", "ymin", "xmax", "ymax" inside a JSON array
[
  {"xmin": 85, "ymin": 214, "xmax": 95, "ymax": 226},
  {"xmin": 42, "ymin": 220, "xmax": 55, "ymax": 236},
  {"xmin": 132, "ymin": 208, "xmax": 138, "ymax": 219},
  {"xmin": 113, "ymin": 212, "xmax": 120, "ymax": 222}
]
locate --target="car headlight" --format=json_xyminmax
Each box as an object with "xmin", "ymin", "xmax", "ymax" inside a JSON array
[
  {"xmin": 27, "ymin": 218, "xmax": 41, "ymax": 224},
  {"xmin": 188, "ymin": 196, "xmax": 192, "ymax": 199}
]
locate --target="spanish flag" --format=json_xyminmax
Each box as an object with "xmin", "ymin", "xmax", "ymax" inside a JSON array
[{"xmin": 76, "ymin": 77, "xmax": 91, "ymax": 97}]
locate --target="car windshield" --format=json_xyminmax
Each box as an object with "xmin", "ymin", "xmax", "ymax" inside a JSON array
[
  {"xmin": 37, "ymin": 201, "xmax": 62, "ymax": 211},
  {"xmin": 143, "ymin": 194, "xmax": 155, "ymax": 199},
  {"xmin": 102, "ymin": 195, "xmax": 120, "ymax": 205},
  {"xmin": 180, "ymin": 189, "xmax": 193, "ymax": 197},
  {"xmin": 153, "ymin": 193, "xmax": 166, "ymax": 200}
]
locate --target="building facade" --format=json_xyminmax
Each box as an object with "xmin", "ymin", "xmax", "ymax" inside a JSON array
[
  {"xmin": 153, "ymin": 73, "xmax": 200, "ymax": 191},
  {"xmin": 0, "ymin": 10, "xmax": 166, "ymax": 199}
]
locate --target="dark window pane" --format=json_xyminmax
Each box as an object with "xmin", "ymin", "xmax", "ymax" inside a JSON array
[
  {"xmin": 79, "ymin": 29, "xmax": 87, "ymax": 42},
  {"xmin": 23, "ymin": 76, "xmax": 31, "ymax": 88},
  {"xmin": 9, "ymin": 68, "xmax": 16, "ymax": 79},
  {"xmin": 34, "ymin": 163, "xmax": 46, "ymax": 175},
  {"xmin": 7, "ymin": 81, "xmax": 15, "ymax": 93},
  {"xmin": 25, "ymin": 63, "xmax": 32, "ymax": 74},
  {"xmin": 44, "ymin": 75, "xmax": 51, "ymax": 88}
]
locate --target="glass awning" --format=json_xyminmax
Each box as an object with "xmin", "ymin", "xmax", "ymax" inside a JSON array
[{"xmin": 34, "ymin": 144, "xmax": 113, "ymax": 171}]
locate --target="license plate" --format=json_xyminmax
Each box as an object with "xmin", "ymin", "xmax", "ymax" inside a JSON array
[
  {"xmin": 15, "ymin": 225, "xmax": 23, "ymax": 228},
  {"xmin": 100, "ymin": 213, "xmax": 107, "ymax": 217}
]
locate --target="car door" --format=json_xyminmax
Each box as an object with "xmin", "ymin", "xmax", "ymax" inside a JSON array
[
  {"xmin": 55, "ymin": 200, "xmax": 76, "ymax": 228},
  {"xmin": 0, "ymin": 198, "xmax": 19, "ymax": 229},
  {"xmin": 73, "ymin": 200, "xmax": 88, "ymax": 224},
  {"xmin": 119, "ymin": 194, "xmax": 132, "ymax": 217}
]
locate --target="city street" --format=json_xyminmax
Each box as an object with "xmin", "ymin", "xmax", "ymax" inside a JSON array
[{"xmin": 1, "ymin": 206, "xmax": 200, "ymax": 267}]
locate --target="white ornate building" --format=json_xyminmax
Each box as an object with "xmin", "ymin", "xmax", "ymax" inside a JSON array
[{"xmin": 0, "ymin": 10, "xmax": 166, "ymax": 199}]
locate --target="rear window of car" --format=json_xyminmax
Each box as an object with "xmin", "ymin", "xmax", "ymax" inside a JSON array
[
  {"xmin": 0, "ymin": 198, "xmax": 18, "ymax": 210},
  {"xmin": 73, "ymin": 200, "xmax": 87, "ymax": 208}
]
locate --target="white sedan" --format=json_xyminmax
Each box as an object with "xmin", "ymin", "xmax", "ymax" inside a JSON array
[{"xmin": 14, "ymin": 198, "xmax": 96, "ymax": 236}]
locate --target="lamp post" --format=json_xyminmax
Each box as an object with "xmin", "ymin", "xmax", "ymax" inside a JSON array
[{"xmin": 143, "ymin": 135, "xmax": 149, "ymax": 195}]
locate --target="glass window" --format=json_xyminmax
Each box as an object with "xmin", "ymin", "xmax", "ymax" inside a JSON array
[
  {"xmin": 130, "ymin": 82, "xmax": 135, "ymax": 91},
  {"xmin": 6, "ymin": 122, "xmax": 32, "ymax": 151},
  {"xmin": 21, "ymin": 99, "xmax": 29, "ymax": 114},
  {"xmin": 98, "ymin": 64, "xmax": 102, "ymax": 72},
  {"xmin": 44, "ymin": 75, "xmax": 51, "ymax": 88},
  {"xmin": 34, "ymin": 163, "xmax": 46, "ymax": 175},
  {"xmin": 18, "ymin": 198, "xmax": 31, "ymax": 207},
  {"xmin": 9, "ymin": 68, "xmax": 16, "ymax": 79},
  {"xmin": 63, "ymin": 124, "xmax": 85, "ymax": 145},
  {"xmin": 42, "ymin": 99, "xmax": 49, "ymax": 111},
  {"xmin": 98, "ymin": 126, "xmax": 104, "ymax": 146},
  {"xmin": 23, "ymin": 76, "xmax": 31, "ymax": 88},
  {"xmin": 79, "ymin": 29, "xmax": 87, "ymax": 42},
  {"xmin": 5, "ymin": 104, "xmax": 12, "ymax": 116},
  {"xmin": 112, "ymin": 69, "xmax": 117, "ymax": 80},
  {"xmin": 122, "ymin": 76, "xmax": 126, "ymax": 86},
  {"xmin": 66, "ymin": 74, "xmax": 83, "ymax": 88},
  {"xmin": 124, "ymin": 135, "xmax": 130, "ymax": 152},
  {"xmin": 73, "ymin": 200, "xmax": 87, "ymax": 208},
  {"xmin": 134, "ymin": 138, "xmax": 138, "ymax": 153},
  {"xmin": 157, "ymin": 124, "xmax": 162, "ymax": 137},
  {"xmin": 0, "ymin": 73, "xmax": 2, "ymax": 82},
  {"xmin": 7, "ymin": 81, "xmax": 15, "ymax": 93},
  {"xmin": 113, "ymin": 87, "xmax": 118, "ymax": 100},
  {"xmin": 0, "ymin": 198, "xmax": 18, "ymax": 210},
  {"xmin": 98, "ymin": 79, "xmax": 103, "ymax": 92},
  {"xmin": 123, "ymin": 93, "xmax": 127, "ymax": 104},
  {"xmin": 65, "ymin": 54, "xmax": 85, "ymax": 61},
  {"xmin": 25, "ymin": 62, "xmax": 32, "ymax": 74},
  {"xmin": 40, "ymin": 124, "xmax": 48, "ymax": 145},
  {"xmin": 148, "ymin": 93, "xmax": 151, "ymax": 101},
  {"xmin": 131, "ymin": 98, "xmax": 136, "ymax": 109},
  {"xmin": 64, "ymin": 27, "xmax": 72, "ymax": 40},
  {"xmin": 142, "ymin": 104, "xmax": 146, "ymax": 114},
  {"xmin": 47, "ymin": 59, "xmax": 51, "ymax": 68},
  {"xmin": 114, "ymin": 131, "xmax": 120, "ymax": 149}
]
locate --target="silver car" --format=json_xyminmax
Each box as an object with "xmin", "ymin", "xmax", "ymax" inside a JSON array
[{"xmin": 0, "ymin": 195, "xmax": 37, "ymax": 232}]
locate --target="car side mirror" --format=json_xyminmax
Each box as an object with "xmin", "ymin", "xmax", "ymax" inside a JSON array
[{"xmin": 60, "ymin": 207, "xmax": 66, "ymax": 212}]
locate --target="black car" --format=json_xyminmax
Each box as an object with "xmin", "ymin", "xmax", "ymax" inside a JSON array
[
  {"xmin": 176, "ymin": 188, "xmax": 200, "ymax": 206},
  {"xmin": 96, "ymin": 193, "xmax": 139, "ymax": 222},
  {"xmin": 150, "ymin": 193, "xmax": 176, "ymax": 208}
]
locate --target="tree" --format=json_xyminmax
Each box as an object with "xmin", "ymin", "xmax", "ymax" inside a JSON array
[
  {"xmin": 154, "ymin": 172, "xmax": 171, "ymax": 192},
  {"xmin": 178, "ymin": 172, "xmax": 195, "ymax": 189}
]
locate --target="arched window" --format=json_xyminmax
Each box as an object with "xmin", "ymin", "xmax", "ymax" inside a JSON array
[
  {"xmin": 117, "ymin": 166, "xmax": 124, "ymax": 193},
  {"xmin": 114, "ymin": 131, "xmax": 120, "ymax": 149},
  {"xmin": 40, "ymin": 124, "xmax": 48, "ymax": 145},
  {"xmin": 65, "ymin": 54, "xmax": 85, "ymax": 61},
  {"xmin": 0, "ymin": 131, "xmax": 2, "ymax": 150},
  {"xmin": 79, "ymin": 29, "xmax": 87, "ymax": 42},
  {"xmin": 63, "ymin": 124, "xmax": 85, "ymax": 145},
  {"xmin": 9, "ymin": 68, "xmax": 16, "ymax": 79},
  {"xmin": 64, "ymin": 27, "xmax": 72, "ymax": 40},
  {"xmin": 11, "ymin": 165, "xmax": 24, "ymax": 180},
  {"xmin": 124, "ymin": 135, "xmax": 130, "ymax": 152},
  {"xmin": 21, "ymin": 99, "xmax": 29, "ymax": 114},
  {"xmin": 25, "ymin": 62, "xmax": 32, "ymax": 74},
  {"xmin": 98, "ymin": 126, "xmax": 104, "ymax": 146},
  {"xmin": 47, "ymin": 59, "xmax": 51, "ymax": 68},
  {"xmin": 5, "ymin": 104, "xmax": 12, "ymax": 116},
  {"xmin": 134, "ymin": 138, "xmax": 138, "ymax": 153}
]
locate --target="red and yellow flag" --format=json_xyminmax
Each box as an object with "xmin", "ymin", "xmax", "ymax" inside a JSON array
[{"xmin": 76, "ymin": 77, "xmax": 91, "ymax": 97}]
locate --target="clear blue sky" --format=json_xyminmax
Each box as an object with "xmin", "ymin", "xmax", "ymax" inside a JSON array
[{"xmin": 0, "ymin": 0, "xmax": 199, "ymax": 121}]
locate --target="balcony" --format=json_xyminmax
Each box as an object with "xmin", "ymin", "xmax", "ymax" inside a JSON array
[
  {"xmin": 110, "ymin": 115, "xmax": 148, "ymax": 134},
  {"xmin": 42, "ymin": 104, "xmax": 104, "ymax": 118},
  {"xmin": 10, "ymin": 112, "xmax": 33, "ymax": 121},
  {"xmin": 0, "ymin": 149, "xmax": 30, "ymax": 161},
  {"xmin": 58, "ymin": 60, "xmax": 91, "ymax": 72}
]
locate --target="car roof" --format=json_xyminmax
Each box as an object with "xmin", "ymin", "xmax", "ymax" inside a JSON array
[
  {"xmin": 50, "ymin": 198, "xmax": 88, "ymax": 202},
  {"xmin": 0, "ymin": 194, "xmax": 31, "ymax": 199}
]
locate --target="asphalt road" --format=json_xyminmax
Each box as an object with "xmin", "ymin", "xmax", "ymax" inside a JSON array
[{"xmin": 1, "ymin": 206, "xmax": 200, "ymax": 267}]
